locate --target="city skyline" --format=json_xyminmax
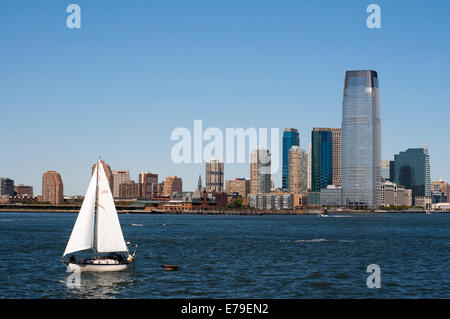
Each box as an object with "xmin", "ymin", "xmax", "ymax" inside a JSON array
[{"xmin": 1, "ymin": 1, "xmax": 450, "ymax": 195}]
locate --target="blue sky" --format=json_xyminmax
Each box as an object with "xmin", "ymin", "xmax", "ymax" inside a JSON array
[{"xmin": 1, "ymin": 0, "xmax": 449, "ymax": 195}]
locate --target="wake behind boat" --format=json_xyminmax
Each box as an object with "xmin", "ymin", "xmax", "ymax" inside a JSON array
[{"xmin": 62, "ymin": 159, "xmax": 137, "ymax": 272}]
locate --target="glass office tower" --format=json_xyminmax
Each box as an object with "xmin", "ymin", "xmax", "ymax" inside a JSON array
[
  {"xmin": 390, "ymin": 147, "xmax": 431, "ymax": 205},
  {"xmin": 311, "ymin": 129, "xmax": 333, "ymax": 192},
  {"xmin": 282, "ymin": 128, "xmax": 300, "ymax": 191},
  {"xmin": 341, "ymin": 70, "xmax": 381, "ymax": 209}
]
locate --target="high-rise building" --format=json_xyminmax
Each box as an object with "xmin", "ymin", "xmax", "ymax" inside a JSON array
[
  {"xmin": 381, "ymin": 160, "xmax": 390, "ymax": 181},
  {"xmin": 311, "ymin": 127, "xmax": 342, "ymax": 189},
  {"xmin": 138, "ymin": 172, "xmax": 158, "ymax": 199},
  {"xmin": 0, "ymin": 178, "xmax": 14, "ymax": 196},
  {"xmin": 42, "ymin": 171, "xmax": 64, "ymax": 205},
  {"xmin": 390, "ymin": 147, "xmax": 431, "ymax": 205},
  {"xmin": 14, "ymin": 184, "xmax": 33, "ymax": 197},
  {"xmin": 162, "ymin": 176, "xmax": 182, "ymax": 197},
  {"xmin": 308, "ymin": 143, "xmax": 312, "ymax": 191},
  {"xmin": 330, "ymin": 128, "xmax": 342, "ymax": 187},
  {"xmin": 205, "ymin": 158, "xmax": 224, "ymax": 192},
  {"xmin": 341, "ymin": 70, "xmax": 381, "ymax": 209},
  {"xmin": 112, "ymin": 170, "xmax": 130, "ymax": 198},
  {"xmin": 282, "ymin": 128, "xmax": 300, "ymax": 191},
  {"xmin": 119, "ymin": 180, "xmax": 138, "ymax": 199},
  {"xmin": 250, "ymin": 147, "xmax": 271, "ymax": 194},
  {"xmin": 311, "ymin": 128, "xmax": 333, "ymax": 192},
  {"xmin": 226, "ymin": 178, "xmax": 250, "ymax": 198},
  {"xmin": 288, "ymin": 146, "xmax": 308, "ymax": 196},
  {"xmin": 92, "ymin": 160, "xmax": 113, "ymax": 195}
]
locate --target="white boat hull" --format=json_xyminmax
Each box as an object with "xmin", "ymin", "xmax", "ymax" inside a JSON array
[{"xmin": 67, "ymin": 260, "xmax": 129, "ymax": 272}]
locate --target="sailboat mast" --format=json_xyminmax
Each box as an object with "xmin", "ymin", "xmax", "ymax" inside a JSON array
[{"xmin": 94, "ymin": 160, "xmax": 100, "ymax": 257}]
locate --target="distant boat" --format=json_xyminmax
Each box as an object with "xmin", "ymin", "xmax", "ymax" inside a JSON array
[
  {"xmin": 318, "ymin": 206, "xmax": 328, "ymax": 217},
  {"xmin": 62, "ymin": 159, "xmax": 137, "ymax": 272}
]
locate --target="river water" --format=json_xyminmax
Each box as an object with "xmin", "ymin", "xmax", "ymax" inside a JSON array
[{"xmin": 0, "ymin": 212, "xmax": 448, "ymax": 298}]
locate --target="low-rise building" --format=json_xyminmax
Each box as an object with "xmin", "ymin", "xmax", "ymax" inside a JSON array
[
  {"xmin": 248, "ymin": 193, "xmax": 294, "ymax": 210},
  {"xmin": 320, "ymin": 185, "xmax": 342, "ymax": 206},
  {"xmin": 380, "ymin": 181, "xmax": 412, "ymax": 207}
]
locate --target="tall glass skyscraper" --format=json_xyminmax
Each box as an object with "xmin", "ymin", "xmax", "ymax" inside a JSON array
[
  {"xmin": 390, "ymin": 147, "xmax": 431, "ymax": 205},
  {"xmin": 282, "ymin": 128, "xmax": 299, "ymax": 191},
  {"xmin": 311, "ymin": 129, "xmax": 333, "ymax": 192},
  {"xmin": 342, "ymin": 70, "xmax": 381, "ymax": 209}
]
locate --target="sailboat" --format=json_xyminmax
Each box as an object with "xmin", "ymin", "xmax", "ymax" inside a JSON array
[{"xmin": 62, "ymin": 159, "xmax": 137, "ymax": 272}]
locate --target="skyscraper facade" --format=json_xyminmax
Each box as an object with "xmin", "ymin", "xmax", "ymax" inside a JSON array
[
  {"xmin": 288, "ymin": 146, "xmax": 308, "ymax": 195},
  {"xmin": 311, "ymin": 129, "xmax": 333, "ymax": 192},
  {"xmin": 42, "ymin": 171, "xmax": 64, "ymax": 205},
  {"xmin": 250, "ymin": 148, "xmax": 271, "ymax": 194},
  {"xmin": 282, "ymin": 128, "xmax": 300, "ymax": 191},
  {"xmin": 162, "ymin": 176, "xmax": 183, "ymax": 197},
  {"xmin": 390, "ymin": 147, "xmax": 431, "ymax": 205},
  {"xmin": 138, "ymin": 172, "xmax": 158, "ymax": 199},
  {"xmin": 341, "ymin": 70, "xmax": 381, "ymax": 209},
  {"xmin": 0, "ymin": 178, "xmax": 14, "ymax": 196},
  {"xmin": 330, "ymin": 128, "xmax": 342, "ymax": 187},
  {"xmin": 205, "ymin": 158, "xmax": 224, "ymax": 192},
  {"xmin": 112, "ymin": 170, "xmax": 130, "ymax": 198}
]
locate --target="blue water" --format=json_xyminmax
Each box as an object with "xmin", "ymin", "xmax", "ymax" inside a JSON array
[{"xmin": 0, "ymin": 212, "xmax": 449, "ymax": 298}]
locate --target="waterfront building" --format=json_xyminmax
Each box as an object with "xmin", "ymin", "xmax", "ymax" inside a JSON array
[
  {"xmin": 250, "ymin": 148, "xmax": 271, "ymax": 194},
  {"xmin": 248, "ymin": 193, "xmax": 294, "ymax": 210},
  {"xmin": 288, "ymin": 146, "xmax": 308, "ymax": 196},
  {"xmin": 42, "ymin": 171, "xmax": 64, "ymax": 205},
  {"xmin": 431, "ymin": 179, "xmax": 450, "ymax": 202},
  {"xmin": 320, "ymin": 185, "xmax": 342, "ymax": 206},
  {"xmin": 0, "ymin": 178, "xmax": 14, "ymax": 196},
  {"xmin": 380, "ymin": 180, "xmax": 412, "ymax": 207},
  {"xmin": 308, "ymin": 143, "xmax": 312, "ymax": 191},
  {"xmin": 14, "ymin": 184, "xmax": 33, "ymax": 197},
  {"xmin": 431, "ymin": 191, "xmax": 447, "ymax": 204},
  {"xmin": 138, "ymin": 172, "xmax": 158, "ymax": 199},
  {"xmin": 161, "ymin": 179, "xmax": 226, "ymax": 211},
  {"xmin": 341, "ymin": 70, "xmax": 381, "ymax": 209},
  {"xmin": 112, "ymin": 170, "xmax": 130, "ymax": 198},
  {"xmin": 311, "ymin": 128, "xmax": 333, "ymax": 192},
  {"xmin": 415, "ymin": 196, "xmax": 432, "ymax": 209},
  {"xmin": 226, "ymin": 178, "xmax": 250, "ymax": 198},
  {"xmin": 92, "ymin": 160, "xmax": 113, "ymax": 195},
  {"xmin": 118, "ymin": 180, "xmax": 138, "ymax": 199},
  {"xmin": 162, "ymin": 176, "xmax": 182, "ymax": 197},
  {"xmin": 282, "ymin": 128, "xmax": 300, "ymax": 191},
  {"xmin": 390, "ymin": 147, "xmax": 431, "ymax": 205},
  {"xmin": 307, "ymin": 192, "xmax": 320, "ymax": 206},
  {"xmin": 205, "ymin": 158, "xmax": 224, "ymax": 192}
]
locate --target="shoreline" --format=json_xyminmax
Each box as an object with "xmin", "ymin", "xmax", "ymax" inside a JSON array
[{"xmin": 0, "ymin": 208, "xmax": 441, "ymax": 215}]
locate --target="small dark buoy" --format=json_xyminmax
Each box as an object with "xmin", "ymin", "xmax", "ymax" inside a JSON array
[{"xmin": 162, "ymin": 265, "xmax": 179, "ymax": 271}]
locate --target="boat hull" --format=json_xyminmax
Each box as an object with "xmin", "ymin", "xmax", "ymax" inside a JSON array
[{"xmin": 66, "ymin": 260, "xmax": 129, "ymax": 272}]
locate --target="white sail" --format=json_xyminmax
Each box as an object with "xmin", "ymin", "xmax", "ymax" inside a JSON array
[
  {"xmin": 96, "ymin": 162, "xmax": 128, "ymax": 253},
  {"xmin": 63, "ymin": 166, "xmax": 98, "ymax": 256}
]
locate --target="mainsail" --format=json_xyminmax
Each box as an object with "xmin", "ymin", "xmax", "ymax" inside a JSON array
[
  {"xmin": 96, "ymin": 162, "xmax": 128, "ymax": 253},
  {"xmin": 63, "ymin": 166, "xmax": 97, "ymax": 256}
]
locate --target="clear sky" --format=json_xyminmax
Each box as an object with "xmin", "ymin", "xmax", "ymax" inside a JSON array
[{"xmin": 1, "ymin": 0, "xmax": 449, "ymax": 195}]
